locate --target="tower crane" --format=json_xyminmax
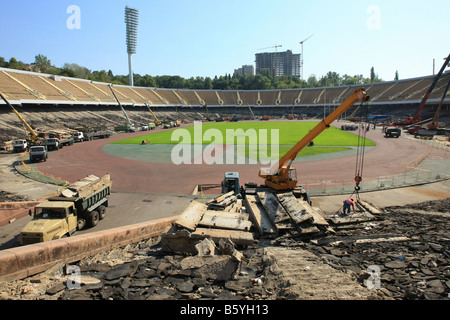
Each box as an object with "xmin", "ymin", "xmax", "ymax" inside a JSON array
[
  {"xmin": 258, "ymin": 45, "xmax": 283, "ymax": 52},
  {"xmin": 299, "ymin": 34, "xmax": 313, "ymax": 80}
]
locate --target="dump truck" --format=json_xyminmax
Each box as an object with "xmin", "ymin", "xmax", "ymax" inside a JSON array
[
  {"xmin": 114, "ymin": 124, "xmax": 136, "ymax": 132},
  {"xmin": 18, "ymin": 174, "xmax": 111, "ymax": 245}
]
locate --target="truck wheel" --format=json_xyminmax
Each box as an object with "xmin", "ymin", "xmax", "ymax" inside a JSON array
[
  {"xmin": 88, "ymin": 211, "xmax": 99, "ymax": 227},
  {"xmin": 98, "ymin": 205, "xmax": 106, "ymax": 220},
  {"xmin": 77, "ymin": 218, "xmax": 86, "ymax": 231}
]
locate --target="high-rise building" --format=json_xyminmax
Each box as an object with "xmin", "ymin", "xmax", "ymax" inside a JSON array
[
  {"xmin": 255, "ymin": 50, "xmax": 300, "ymax": 77},
  {"xmin": 234, "ymin": 65, "xmax": 255, "ymax": 76}
]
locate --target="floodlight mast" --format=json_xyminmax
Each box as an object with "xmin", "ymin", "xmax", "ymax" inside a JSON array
[{"xmin": 125, "ymin": 6, "xmax": 139, "ymax": 86}]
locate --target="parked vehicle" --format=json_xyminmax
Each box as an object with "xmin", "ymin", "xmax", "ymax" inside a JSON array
[
  {"xmin": 45, "ymin": 138, "xmax": 60, "ymax": 151},
  {"xmin": 19, "ymin": 174, "xmax": 111, "ymax": 245},
  {"xmin": 13, "ymin": 139, "xmax": 28, "ymax": 152},
  {"xmin": 114, "ymin": 124, "xmax": 136, "ymax": 132},
  {"xmin": 73, "ymin": 131, "xmax": 85, "ymax": 142},
  {"xmin": 29, "ymin": 145, "xmax": 48, "ymax": 162},
  {"xmin": 385, "ymin": 127, "xmax": 401, "ymax": 138}
]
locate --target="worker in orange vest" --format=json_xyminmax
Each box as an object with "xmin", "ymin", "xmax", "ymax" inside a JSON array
[{"xmin": 343, "ymin": 198, "xmax": 355, "ymax": 216}]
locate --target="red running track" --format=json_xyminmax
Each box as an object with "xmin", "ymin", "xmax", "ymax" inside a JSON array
[{"xmin": 36, "ymin": 124, "xmax": 446, "ymax": 195}]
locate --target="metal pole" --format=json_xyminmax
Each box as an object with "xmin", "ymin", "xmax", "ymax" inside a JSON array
[{"xmin": 128, "ymin": 53, "xmax": 134, "ymax": 87}]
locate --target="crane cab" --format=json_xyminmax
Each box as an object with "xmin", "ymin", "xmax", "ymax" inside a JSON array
[{"xmin": 263, "ymin": 166, "xmax": 298, "ymax": 191}]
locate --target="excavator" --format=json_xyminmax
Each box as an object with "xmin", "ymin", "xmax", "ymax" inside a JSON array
[
  {"xmin": 0, "ymin": 92, "xmax": 40, "ymax": 145},
  {"xmin": 258, "ymin": 88, "xmax": 369, "ymax": 191}
]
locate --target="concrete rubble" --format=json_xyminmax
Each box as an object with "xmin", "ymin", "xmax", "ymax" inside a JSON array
[{"xmin": 0, "ymin": 198, "xmax": 448, "ymax": 300}]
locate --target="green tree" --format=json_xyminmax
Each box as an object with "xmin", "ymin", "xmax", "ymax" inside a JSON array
[
  {"xmin": 307, "ymin": 75, "xmax": 319, "ymax": 87},
  {"xmin": 59, "ymin": 67, "xmax": 77, "ymax": 77},
  {"xmin": 395, "ymin": 70, "xmax": 399, "ymax": 81},
  {"xmin": 370, "ymin": 67, "xmax": 375, "ymax": 82},
  {"xmin": 8, "ymin": 57, "xmax": 21, "ymax": 69},
  {"xmin": 34, "ymin": 54, "xmax": 52, "ymax": 73}
]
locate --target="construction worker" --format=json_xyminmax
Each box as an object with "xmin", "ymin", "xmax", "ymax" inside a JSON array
[{"xmin": 343, "ymin": 198, "xmax": 355, "ymax": 216}]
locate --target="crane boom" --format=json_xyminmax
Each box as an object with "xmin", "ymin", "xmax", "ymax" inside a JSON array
[
  {"xmin": 259, "ymin": 88, "xmax": 369, "ymax": 190},
  {"xmin": 0, "ymin": 92, "xmax": 39, "ymax": 142},
  {"xmin": 109, "ymin": 85, "xmax": 132, "ymax": 127},
  {"xmin": 413, "ymin": 54, "xmax": 450, "ymax": 121},
  {"xmin": 258, "ymin": 45, "xmax": 282, "ymax": 51},
  {"xmin": 145, "ymin": 104, "xmax": 162, "ymax": 125},
  {"xmin": 428, "ymin": 76, "xmax": 450, "ymax": 129}
]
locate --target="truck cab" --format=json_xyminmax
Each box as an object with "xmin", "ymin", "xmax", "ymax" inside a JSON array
[
  {"xmin": 29, "ymin": 145, "xmax": 48, "ymax": 162},
  {"xmin": 13, "ymin": 139, "xmax": 28, "ymax": 152},
  {"xmin": 73, "ymin": 132, "xmax": 84, "ymax": 142},
  {"xmin": 45, "ymin": 138, "xmax": 60, "ymax": 150},
  {"xmin": 19, "ymin": 201, "xmax": 77, "ymax": 245}
]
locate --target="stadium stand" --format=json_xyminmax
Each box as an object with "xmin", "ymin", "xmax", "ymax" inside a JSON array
[
  {"xmin": 0, "ymin": 71, "xmax": 39, "ymax": 101},
  {"xmin": 239, "ymin": 91, "xmax": 259, "ymax": 106},
  {"xmin": 0, "ymin": 67, "xmax": 448, "ymax": 112},
  {"xmin": 219, "ymin": 91, "xmax": 238, "ymax": 105},
  {"xmin": 156, "ymin": 89, "xmax": 184, "ymax": 105},
  {"xmin": 176, "ymin": 90, "xmax": 201, "ymax": 106},
  {"xmin": 260, "ymin": 90, "xmax": 280, "ymax": 106}
]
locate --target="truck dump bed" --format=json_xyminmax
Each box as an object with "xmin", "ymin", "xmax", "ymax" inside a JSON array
[{"xmin": 61, "ymin": 174, "xmax": 111, "ymax": 199}]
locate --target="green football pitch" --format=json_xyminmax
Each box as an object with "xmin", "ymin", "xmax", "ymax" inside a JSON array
[{"xmin": 111, "ymin": 122, "xmax": 375, "ymax": 159}]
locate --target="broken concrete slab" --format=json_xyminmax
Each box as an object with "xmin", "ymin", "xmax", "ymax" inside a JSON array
[
  {"xmin": 192, "ymin": 228, "xmax": 255, "ymax": 247},
  {"xmin": 174, "ymin": 200, "xmax": 207, "ymax": 231},
  {"xmin": 104, "ymin": 261, "xmax": 139, "ymax": 280},
  {"xmin": 244, "ymin": 194, "xmax": 277, "ymax": 237},
  {"xmin": 198, "ymin": 211, "xmax": 253, "ymax": 231},
  {"xmin": 195, "ymin": 238, "xmax": 217, "ymax": 256},
  {"xmin": 191, "ymin": 256, "xmax": 239, "ymax": 281},
  {"xmin": 329, "ymin": 212, "xmax": 376, "ymax": 225},
  {"xmin": 257, "ymin": 192, "xmax": 291, "ymax": 226}
]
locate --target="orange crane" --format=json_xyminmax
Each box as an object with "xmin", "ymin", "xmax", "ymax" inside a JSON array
[{"xmin": 258, "ymin": 88, "xmax": 369, "ymax": 191}]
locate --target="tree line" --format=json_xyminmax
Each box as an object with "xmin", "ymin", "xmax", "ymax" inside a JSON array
[{"xmin": 0, "ymin": 54, "xmax": 389, "ymax": 91}]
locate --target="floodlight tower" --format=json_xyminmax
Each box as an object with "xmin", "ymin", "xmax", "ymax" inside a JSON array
[{"xmin": 125, "ymin": 6, "xmax": 139, "ymax": 86}]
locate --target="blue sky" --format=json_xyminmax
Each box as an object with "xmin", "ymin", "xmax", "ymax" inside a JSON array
[{"xmin": 0, "ymin": 0, "xmax": 448, "ymax": 81}]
